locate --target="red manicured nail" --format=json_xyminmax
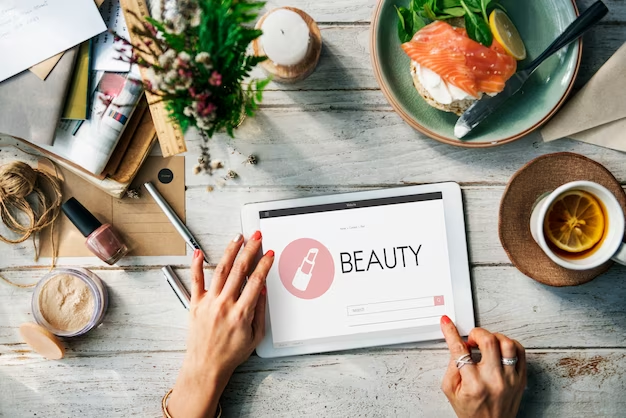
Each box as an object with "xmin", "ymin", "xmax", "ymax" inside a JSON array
[
  {"xmin": 261, "ymin": 286, "xmax": 267, "ymax": 296},
  {"xmin": 441, "ymin": 315, "xmax": 451, "ymax": 325},
  {"xmin": 265, "ymin": 250, "xmax": 275, "ymax": 258},
  {"xmin": 194, "ymin": 249, "xmax": 202, "ymax": 259},
  {"xmin": 251, "ymin": 230, "xmax": 262, "ymax": 241}
]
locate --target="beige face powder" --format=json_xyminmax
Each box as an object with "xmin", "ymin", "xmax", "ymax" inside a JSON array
[{"xmin": 38, "ymin": 273, "xmax": 96, "ymax": 332}]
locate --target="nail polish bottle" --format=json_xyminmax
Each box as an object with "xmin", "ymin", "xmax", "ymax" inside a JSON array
[{"xmin": 61, "ymin": 198, "xmax": 129, "ymax": 265}]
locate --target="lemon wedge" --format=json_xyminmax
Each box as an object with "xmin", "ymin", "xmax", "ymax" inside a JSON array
[{"xmin": 489, "ymin": 9, "xmax": 527, "ymax": 61}]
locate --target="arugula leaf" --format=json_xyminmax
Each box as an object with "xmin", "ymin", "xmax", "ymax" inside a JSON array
[
  {"xmin": 440, "ymin": 0, "xmax": 461, "ymax": 8},
  {"xmin": 463, "ymin": 0, "xmax": 482, "ymax": 10},
  {"xmin": 395, "ymin": 0, "xmax": 501, "ymax": 43},
  {"xmin": 423, "ymin": 3, "xmax": 438, "ymax": 20},
  {"xmin": 441, "ymin": 7, "xmax": 465, "ymax": 16},
  {"xmin": 395, "ymin": 5, "xmax": 414, "ymax": 43},
  {"xmin": 412, "ymin": 0, "xmax": 429, "ymax": 10},
  {"xmin": 461, "ymin": 0, "xmax": 493, "ymax": 46},
  {"xmin": 412, "ymin": 9, "xmax": 426, "ymax": 32},
  {"xmin": 395, "ymin": 0, "xmax": 429, "ymax": 44},
  {"xmin": 480, "ymin": 0, "xmax": 491, "ymax": 22}
]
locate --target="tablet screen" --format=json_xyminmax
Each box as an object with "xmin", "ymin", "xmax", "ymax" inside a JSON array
[{"xmin": 260, "ymin": 192, "xmax": 455, "ymax": 348}]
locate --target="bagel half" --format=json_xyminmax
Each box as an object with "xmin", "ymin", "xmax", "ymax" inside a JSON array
[{"xmin": 409, "ymin": 61, "xmax": 476, "ymax": 116}]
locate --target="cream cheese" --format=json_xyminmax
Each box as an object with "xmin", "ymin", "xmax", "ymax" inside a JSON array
[{"xmin": 411, "ymin": 61, "xmax": 475, "ymax": 104}]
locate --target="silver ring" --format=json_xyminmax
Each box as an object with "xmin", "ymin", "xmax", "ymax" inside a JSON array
[
  {"xmin": 455, "ymin": 354, "xmax": 475, "ymax": 369},
  {"xmin": 501, "ymin": 357, "xmax": 518, "ymax": 366}
]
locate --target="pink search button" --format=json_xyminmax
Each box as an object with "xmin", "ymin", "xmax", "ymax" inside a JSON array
[{"xmin": 434, "ymin": 295, "xmax": 445, "ymax": 306}]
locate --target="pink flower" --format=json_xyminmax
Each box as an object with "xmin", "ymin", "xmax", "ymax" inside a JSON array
[
  {"xmin": 175, "ymin": 58, "xmax": 188, "ymax": 69},
  {"xmin": 195, "ymin": 99, "xmax": 217, "ymax": 117},
  {"xmin": 197, "ymin": 93, "xmax": 210, "ymax": 101},
  {"xmin": 204, "ymin": 102, "xmax": 217, "ymax": 116},
  {"xmin": 209, "ymin": 71, "xmax": 222, "ymax": 87}
]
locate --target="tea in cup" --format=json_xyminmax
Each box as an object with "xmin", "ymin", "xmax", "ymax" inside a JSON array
[{"xmin": 530, "ymin": 181, "xmax": 626, "ymax": 270}]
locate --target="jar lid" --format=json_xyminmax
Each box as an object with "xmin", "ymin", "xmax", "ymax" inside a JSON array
[{"xmin": 19, "ymin": 322, "xmax": 65, "ymax": 360}]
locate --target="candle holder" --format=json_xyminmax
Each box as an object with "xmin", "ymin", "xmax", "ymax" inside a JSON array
[{"xmin": 253, "ymin": 7, "xmax": 322, "ymax": 83}]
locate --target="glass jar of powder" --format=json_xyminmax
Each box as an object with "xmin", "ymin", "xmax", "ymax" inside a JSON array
[{"xmin": 31, "ymin": 268, "xmax": 108, "ymax": 337}]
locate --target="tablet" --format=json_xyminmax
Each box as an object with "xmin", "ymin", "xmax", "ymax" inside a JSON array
[{"xmin": 241, "ymin": 182, "xmax": 474, "ymax": 358}]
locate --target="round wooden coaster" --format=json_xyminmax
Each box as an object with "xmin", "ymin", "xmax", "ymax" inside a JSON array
[
  {"xmin": 499, "ymin": 152, "xmax": 626, "ymax": 287},
  {"xmin": 253, "ymin": 7, "xmax": 322, "ymax": 83}
]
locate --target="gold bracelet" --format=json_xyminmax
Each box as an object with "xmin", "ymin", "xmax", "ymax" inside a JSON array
[{"xmin": 162, "ymin": 388, "xmax": 222, "ymax": 418}]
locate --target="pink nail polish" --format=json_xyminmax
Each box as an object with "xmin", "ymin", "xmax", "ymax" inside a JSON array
[
  {"xmin": 62, "ymin": 198, "xmax": 129, "ymax": 265},
  {"xmin": 265, "ymin": 250, "xmax": 275, "ymax": 258},
  {"xmin": 441, "ymin": 315, "xmax": 451, "ymax": 325},
  {"xmin": 251, "ymin": 230, "xmax": 262, "ymax": 241}
]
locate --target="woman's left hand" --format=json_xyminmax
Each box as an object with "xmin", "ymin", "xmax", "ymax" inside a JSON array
[{"xmin": 167, "ymin": 231, "xmax": 274, "ymax": 418}]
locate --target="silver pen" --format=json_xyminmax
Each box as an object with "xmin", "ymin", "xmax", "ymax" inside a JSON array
[
  {"xmin": 162, "ymin": 266, "xmax": 191, "ymax": 310},
  {"xmin": 144, "ymin": 181, "xmax": 208, "ymax": 263}
]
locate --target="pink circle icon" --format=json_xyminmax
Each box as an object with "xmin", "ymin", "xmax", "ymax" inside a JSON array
[{"xmin": 278, "ymin": 238, "xmax": 335, "ymax": 300}]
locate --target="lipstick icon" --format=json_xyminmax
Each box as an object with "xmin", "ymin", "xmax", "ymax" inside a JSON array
[{"xmin": 292, "ymin": 248, "xmax": 319, "ymax": 291}]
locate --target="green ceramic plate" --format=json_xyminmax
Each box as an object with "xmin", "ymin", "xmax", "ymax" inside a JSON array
[{"xmin": 371, "ymin": 0, "xmax": 581, "ymax": 147}]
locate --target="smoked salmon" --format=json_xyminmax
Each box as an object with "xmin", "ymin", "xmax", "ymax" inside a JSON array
[{"xmin": 401, "ymin": 21, "xmax": 517, "ymax": 98}]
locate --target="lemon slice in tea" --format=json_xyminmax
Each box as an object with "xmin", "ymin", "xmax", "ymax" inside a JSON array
[{"xmin": 544, "ymin": 190, "xmax": 605, "ymax": 253}]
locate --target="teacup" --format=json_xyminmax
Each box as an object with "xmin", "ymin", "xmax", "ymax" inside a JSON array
[{"xmin": 530, "ymin": 181, "xmax": 626, "ymax": 270}]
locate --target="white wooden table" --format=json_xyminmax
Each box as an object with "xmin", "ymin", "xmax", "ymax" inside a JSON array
[{"xmin": 2, "ymin": 1, "xmax": 626, "ymax": 416}]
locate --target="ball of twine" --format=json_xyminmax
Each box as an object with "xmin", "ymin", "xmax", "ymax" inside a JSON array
[{"xmin": 0, "ymin": 159, "xmax": 63, "ymax": 288}]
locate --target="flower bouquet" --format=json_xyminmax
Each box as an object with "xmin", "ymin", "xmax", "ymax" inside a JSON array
[{"xmin": 120, "ymin": 0, "xmax": 270, "ymax": 142}]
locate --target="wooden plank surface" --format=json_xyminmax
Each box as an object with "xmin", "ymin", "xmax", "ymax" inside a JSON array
[
  {"xmin": 1, "ymin": 350, "xmax": 625, "ymax": 417},
  {"xmin": 1, "ymin": 264, "xmax": 625, "ymax": 354},
  {"xmin": 2, "ymin": 0, "xmax": 626, "ymax": 416},
  {"xmin": 3, "ymin": 185, "xmax": 626, "ymax": 268}
]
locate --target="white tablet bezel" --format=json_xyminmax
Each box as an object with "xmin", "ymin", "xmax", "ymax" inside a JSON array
[{"xmin": 241, "ymin": 182, "xmax": 474, "ymax": 358}]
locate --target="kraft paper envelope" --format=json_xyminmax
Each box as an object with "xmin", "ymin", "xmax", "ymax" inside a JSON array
[
  {"xmin": 541, "ymin": 42, "xmax": 626, "ymax": 152},
  {"xmin": 40, "ymin": 156, "xmax": 186, "ymax": 257},
  {"xmin": 29, "ymin": 53, "xmax": 64, "ymax": 81}
]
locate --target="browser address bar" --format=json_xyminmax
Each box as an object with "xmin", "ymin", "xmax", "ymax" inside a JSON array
[
  {"xmin": 347, "ymin": 296, "xmax": 445, "ymax": 316},
  {"xmin": 346, "ymin": 296, "xmax": 446, "ymax": 327}
]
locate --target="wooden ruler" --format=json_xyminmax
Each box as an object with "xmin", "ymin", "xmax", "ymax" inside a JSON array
[{"xmin": 120, "ymin": 0, "xmax": 187, "ymax": 157}]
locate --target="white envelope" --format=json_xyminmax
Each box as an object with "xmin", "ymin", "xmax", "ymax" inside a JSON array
[
  {"xmin": 0, "ymin": 0, "xmax": 106, "ymax": 83},
  {"xmin": 541, "ymin": 43, "xmax": 626, "ymax": 152}
]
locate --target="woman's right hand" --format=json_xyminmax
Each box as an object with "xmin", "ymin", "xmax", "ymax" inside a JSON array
[
  {"xmin": 167, "ymin": 231, "xmax": 274, "ymax": 418},
  {"xmin": 440, "ymin": 316, "xmax": 527, "ymax": 418}
]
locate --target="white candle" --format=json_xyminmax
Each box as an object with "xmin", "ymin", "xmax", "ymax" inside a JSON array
[{"xmin": 260, "ymin": 9, "xmax": 310, "ymax": 67}]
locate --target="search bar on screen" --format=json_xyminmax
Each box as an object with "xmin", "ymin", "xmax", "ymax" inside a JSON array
[{"xmin": 346, "ymin": 296, "xmax": 445, "ymax": 327}]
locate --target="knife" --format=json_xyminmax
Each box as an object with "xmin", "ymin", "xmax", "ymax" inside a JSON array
[{"xmin": 454, "ymin": 1, "xmax": 609, "ymax": 139}]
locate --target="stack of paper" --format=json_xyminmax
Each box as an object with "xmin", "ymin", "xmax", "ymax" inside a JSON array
[
  {"xmin": 0, "ymin": 0, "xmax": 106, "ymax": 83},
  {"xmin": 1, "ymin": 0, "xmax": 147, "ymax": 179},
  {"xmin": 0, "ymin": 0, "xmax": 106, "ymax": 145}
]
